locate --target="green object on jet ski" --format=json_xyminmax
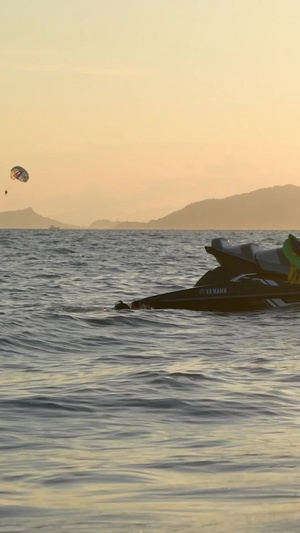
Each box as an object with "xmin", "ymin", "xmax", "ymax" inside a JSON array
[
  {"xmin": 283, "ymin": 234, "xmax": 300, "ymax": 284},
  {"xmin": 283, "ymin": 234, "xmax": 300, "ymax": 269}
]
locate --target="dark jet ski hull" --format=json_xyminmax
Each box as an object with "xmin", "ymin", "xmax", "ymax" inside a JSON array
[{"xmin": 128, "ymin": 273, "xmax": 300, "ymax": 312}]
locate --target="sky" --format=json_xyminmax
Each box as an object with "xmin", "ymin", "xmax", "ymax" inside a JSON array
[{"xmin": 1, "ymin": 0, "xmax": 300, "ymax": 225}]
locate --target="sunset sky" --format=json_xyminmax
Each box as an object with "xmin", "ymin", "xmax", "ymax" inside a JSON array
[{"xmin": 1, "ymin": 0, "xmax": 300, "ymax": 225}]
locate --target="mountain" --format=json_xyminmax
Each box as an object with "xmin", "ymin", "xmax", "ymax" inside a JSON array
[
  {"xmin": 89, "ymin": 219, "xmax": 121, "ymax": 229},
  {"xmin": 0, "ymin": 207, "xmax": 77, "ymax": 229},
  {"xmin": 2, "ymin": 185, "xmax": 300, "ymax": 230},
  {"xmin": 113, "ymin": 185, "xmax": 300, "ymax": 230},
  {"xmin": 90, "ymin": 219, "xmax": 147, "ymax": 229}
]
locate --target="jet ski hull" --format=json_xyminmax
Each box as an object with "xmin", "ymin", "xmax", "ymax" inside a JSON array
[{"xmin": 129, "ymin": 275, "xmax": 300, "ymax": 312}]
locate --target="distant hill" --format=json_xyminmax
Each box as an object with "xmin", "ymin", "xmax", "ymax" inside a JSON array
[
  {"xmin": 89, "ymin": 219, "xmax": 121, "ymax": 229},
  {"xmin": 90, "ymin": 219, "xmax": 147, "ymax": 229},
  {"xmin": 0, "ymin": 207, "xmax": 77, "ymax": 229},
  {"xmin": 2, "ymin": 185, "xmax": 300, "ymax": 230},
  {"xmin": 113, "ymin": 185, "xmax": 300, "ymax": 230}
]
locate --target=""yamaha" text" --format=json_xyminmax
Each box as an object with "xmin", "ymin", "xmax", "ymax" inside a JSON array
[{"xmin": 200, "ymin": 288, "xmax": 227, "ymax": 295}]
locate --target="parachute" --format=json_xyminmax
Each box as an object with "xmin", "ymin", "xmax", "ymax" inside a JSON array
[{"xmin": 10, "ymin": 166, "xmax": 29, "ymax": 183}]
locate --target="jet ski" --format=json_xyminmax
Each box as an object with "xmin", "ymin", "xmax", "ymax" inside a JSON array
[{"xmin": 114, "ymin": 234, "xmax": 300, "ymax": 312}]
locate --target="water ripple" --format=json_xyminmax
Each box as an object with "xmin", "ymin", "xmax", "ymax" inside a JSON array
[{"xmin": 1, "ymin": 229, "xmax": 300, "ymax": 532}]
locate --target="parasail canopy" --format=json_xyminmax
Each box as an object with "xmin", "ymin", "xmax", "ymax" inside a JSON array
[{"xmin": 10, "ymin": 166, "xmax": 29, "ymax": 183}]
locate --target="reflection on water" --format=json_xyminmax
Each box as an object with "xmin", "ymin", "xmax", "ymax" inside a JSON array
[{"xmin": 0, "ymin": 229, "xmax": 300, "ymax": 532}]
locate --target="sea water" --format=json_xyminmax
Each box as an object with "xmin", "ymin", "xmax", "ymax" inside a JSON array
[{"xmin": 1, "ymin": 229, "xmax": 300, "ymax": 532}]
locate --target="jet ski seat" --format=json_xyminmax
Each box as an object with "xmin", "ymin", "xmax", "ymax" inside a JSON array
[
  {"xmin": 255, "ymin": 248, "xmax": 290, "ymax": 275},
  {"xmin": 210, "ymin": 238, "xmax": 260, "ymax": 264},
  {"xmin": 210, "ymin": 237, "xmax": 290, "ymax": 276}
]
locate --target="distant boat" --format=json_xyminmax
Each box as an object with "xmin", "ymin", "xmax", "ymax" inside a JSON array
[{"xmin": 48, "ymin": 225, "xmax": 60, "ymax": 230}]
